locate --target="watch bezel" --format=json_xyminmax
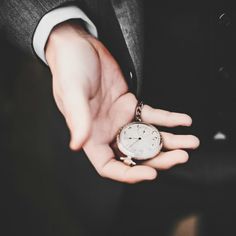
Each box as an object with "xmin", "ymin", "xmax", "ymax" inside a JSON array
[{"xmin": 116, "ymin": 122, "xmax": 163, "ymax": 160}]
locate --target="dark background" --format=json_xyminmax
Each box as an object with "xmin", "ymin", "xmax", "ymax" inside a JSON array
[
  {"xmin": 0, "ymin": 37, "xmax": 125, "ymax": 236},
  {"xmin": 1, "ymin": 2, "xmax": 236, "ymax": 235}
]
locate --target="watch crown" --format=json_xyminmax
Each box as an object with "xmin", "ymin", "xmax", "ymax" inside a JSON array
[{"xmin": 120, "ymin": 156, "xmax": 136, "ymax": 166}]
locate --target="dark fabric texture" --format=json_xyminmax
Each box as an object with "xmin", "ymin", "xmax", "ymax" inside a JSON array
[
  {"xmin": 0, "ymin": 0, "xmax": 140, "ymax": 94},
  {"xmin": 0, "ymin": 0, "xmax": 79, "ymax": 55},
  {"xmin": 112, "ymin": 0, "xmax": 144, "ymax": 95}
]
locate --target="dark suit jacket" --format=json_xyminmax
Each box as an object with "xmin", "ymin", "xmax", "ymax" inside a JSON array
[{"xmin": 0, "ymin": 0, "xmax": 142, "ymax": 94}]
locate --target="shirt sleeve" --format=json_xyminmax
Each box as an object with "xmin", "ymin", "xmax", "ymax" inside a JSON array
[{"xmin": 33, "ymin": 5, "xmax": 98, "ymax": 64}]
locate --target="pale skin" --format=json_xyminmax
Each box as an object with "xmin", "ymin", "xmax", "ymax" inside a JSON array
[{"xmin": 45, "ymin": 22, "xmax": 200, "ymax": 184}]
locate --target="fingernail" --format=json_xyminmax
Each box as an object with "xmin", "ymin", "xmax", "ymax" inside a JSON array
[{"xmin": 186, "ymin": 116, "xmax": 193, "ymax": 126}]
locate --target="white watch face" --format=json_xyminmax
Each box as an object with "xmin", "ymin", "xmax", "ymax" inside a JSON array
[{"xmin": 117, "ymin": 122, "xmax": 162, "ymax": 160}]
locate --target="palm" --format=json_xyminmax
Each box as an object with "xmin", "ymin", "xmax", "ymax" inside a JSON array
[
  {"xmin": 83, "ymin": 39, "xmax": 142, "ymax": 181},
  {"xmin": 81, "ymin": 38, "xmax": 199, "ymax": 183},
  {"xmin": 48, "ymin": 26, "xmax": 200, "ymax": 183}
]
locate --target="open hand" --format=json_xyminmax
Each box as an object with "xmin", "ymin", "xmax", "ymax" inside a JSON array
[{"xmin": 46, "ymin": 22, "xmax": 200, "ymax": 183}]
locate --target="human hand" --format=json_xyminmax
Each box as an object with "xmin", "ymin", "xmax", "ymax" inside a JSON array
[{"xmin": 45, "ymin": 22, "xmax": 200, "ymax": 183}]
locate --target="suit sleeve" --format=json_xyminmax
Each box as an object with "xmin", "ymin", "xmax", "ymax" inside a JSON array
[
  {"xmin": 0, "ymin": 0, "xmax": 88, "ymax": 57},
  {"xmin": 33, "ymin": 5, "xmax": 98, "ymax": 64},
  {"xmin": 0, "ymin": 0, "xmax": 138, "ymax": 95}
]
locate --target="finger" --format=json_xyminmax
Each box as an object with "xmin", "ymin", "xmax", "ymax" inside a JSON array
[
  {"xmin": 84, "ymin": 143, "xmax": 157, "ymax": 183},
  {"xmin": 142, "ymin": 105, "xmax": 192, "ymax": 127},
  {"xmin": 61, "ymin": 86, "xmax": 92, "ymax": 150},
  {"xmin": 101, "ymin": 159, "xmax": 157, "ymax": 184},
  {"xmin": 143, "ymin": 149, "xmax": 189, "ymax": 170},
  {"xmin": 110, "ymin": 92, "xmax": 138, "ymax": 136},
  {"xmin": 161, "ymin": 132, "xmax": 200, "ymax": 150}
]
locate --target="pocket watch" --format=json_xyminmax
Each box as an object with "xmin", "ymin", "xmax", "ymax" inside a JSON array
[{"xmin": 116, "ymin": 102, "xmax": 163, "ymax": 166}]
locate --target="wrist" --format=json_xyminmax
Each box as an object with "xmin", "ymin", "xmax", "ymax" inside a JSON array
[{"xmin": 45, "ymin": 21, "xmax": 93, "ymax": 67}]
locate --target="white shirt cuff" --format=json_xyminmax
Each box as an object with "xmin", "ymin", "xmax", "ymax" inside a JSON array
[{"xmin": 33, "ymin": 5, "xmax": 98, "ymax": 64}]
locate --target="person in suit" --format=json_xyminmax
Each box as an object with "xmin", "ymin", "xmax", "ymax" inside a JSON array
[
  {"xmin": 0, "ymin": 0, "xmax": 235, "ymax": 235},
  {"xmin": 0, "ymin": 0, "xmax": 199, "ymax": 183}
]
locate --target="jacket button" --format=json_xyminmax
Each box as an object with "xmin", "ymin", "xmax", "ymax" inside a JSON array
[
  {"xmin": 129, "ymin": 71, "xmax": 133, "ymax": 79},
  {"xmin": 218, "ymin": 13, "xmax": 231, "ymax": 26}
]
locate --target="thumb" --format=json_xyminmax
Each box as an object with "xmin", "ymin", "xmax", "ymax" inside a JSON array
[{"xmin": 61, "ymin": 86, "xmax": 92, "ymax": 150}]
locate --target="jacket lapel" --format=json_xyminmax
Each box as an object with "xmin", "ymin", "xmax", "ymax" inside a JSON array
[{"xmin": 111, "ymin": 0, "xmax": 144, "ymax": 96}]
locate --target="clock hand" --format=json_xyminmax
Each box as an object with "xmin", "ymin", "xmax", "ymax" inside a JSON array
[
  {"xmin": 128, "ymin": 137, "xmax": 141, "ymax": 148},
  {"xmin": 128, "ymin": 137, "xmax": 139, "ymax": 140}
]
